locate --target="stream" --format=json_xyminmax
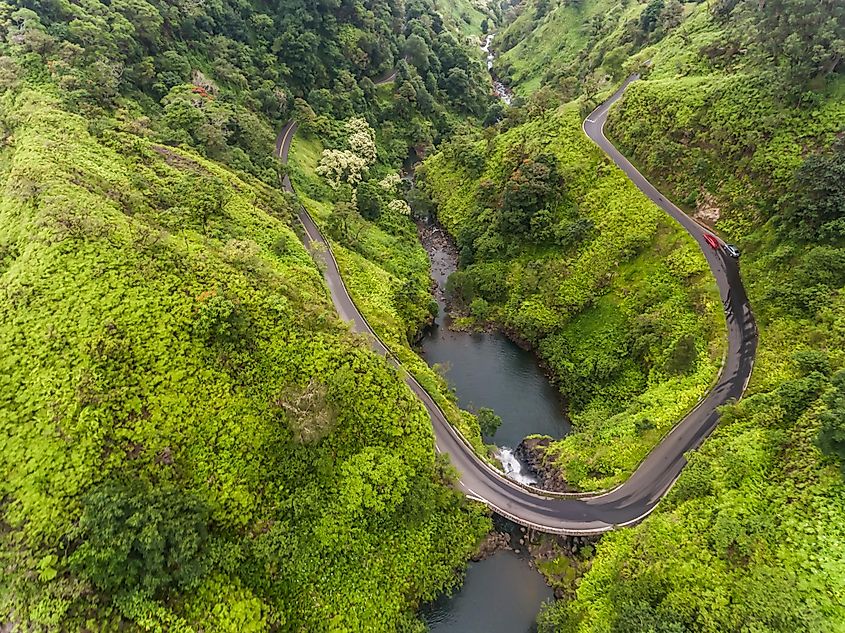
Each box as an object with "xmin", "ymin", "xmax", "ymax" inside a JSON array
[
  {"xmin": 481, "ymin": 33, "xmax": 514, "ymax": 105},
  {"xmin": 417, "ymin": 220, "xmax": 571, "ymax": 467},
  {"xmin": 419, "ymin": 33, "xmax": 565, "ymax": 632},
  {"xmin": 422, "ymin": 519, "xmax": 554, "ymax": 633}
]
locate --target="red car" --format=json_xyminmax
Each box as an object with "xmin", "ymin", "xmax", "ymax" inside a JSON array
[{"xmin": 703, "ymin": 233, "xmax": 719, "ymax": 249}]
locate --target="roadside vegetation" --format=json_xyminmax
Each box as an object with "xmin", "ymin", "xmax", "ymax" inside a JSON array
[
  {"xmin": 2, "ymin": 0, "xmax": 843, "ymax": 629},
  {"xmin": 489, "ymin": 0, "xmax": 845, "ymax": 630},
  {"xmin": 0, "ymin": 0, "xmax": 498, "ymax": 629},
  {"xmin": 419, "ymin": 105, "xmax": 724, "ymax": 490},
  {"xmin": 287, "ymin": 123, "xmax": 489, "ymax": 450}
]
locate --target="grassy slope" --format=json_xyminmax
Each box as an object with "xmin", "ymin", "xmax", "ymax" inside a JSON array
[
  {"xmin": 0, "ymin": 86, "xmax": 489, "ymax": 630},
  {"xmin": 495, "ymin": 0, "xmax": 661, "ymax": 95},
  {"xmin": 435, "ymin": 0, "xmax": 492, "ymax": 38},
  {"xmin": 496, "ymin": 0, "xmax": 626, "ymax": 93},
  {"xmin": 421, "ymin": 105, "xmax": 724, "ymax": 490},
  {"xmin": 605, "ymin": 6, "xmax": 845, "ymax": 239},
  {"xmin": 530, "ymin": 5, "xmax": 845, "ymax": 632}
]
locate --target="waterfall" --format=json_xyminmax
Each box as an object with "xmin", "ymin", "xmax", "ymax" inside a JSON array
[
  {"xmin": 481, "ymin": 33, "xmax": 495, "ymax": 70},
  {"xmin": 496, "ymin": 447, "xmax": 537, "ymax": 485}
]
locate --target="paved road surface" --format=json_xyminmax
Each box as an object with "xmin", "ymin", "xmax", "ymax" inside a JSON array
[{"xmin": 275, "ymin": 75, "xmax": 757, "ymax": 534}]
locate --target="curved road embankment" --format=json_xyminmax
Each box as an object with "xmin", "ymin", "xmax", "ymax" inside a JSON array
[{"xmin": 276, "ymin": 75, "xmax": 757, "ymax": 535}]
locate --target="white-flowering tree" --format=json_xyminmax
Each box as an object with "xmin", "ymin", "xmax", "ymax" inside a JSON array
[
  {"xmin": 378, "ymin": 172, "xmax": 401, "ymax": 192},
  {"xmin": 345, "ymin": 117, "xmax": 377, "ymax": 164},
  {"xmin": 387, "ymin": 199, "xmax": 411, "ymax": 216},
  {"xmin": 317, "ymin": 117, "xmax": 377, "ymax": 190},
  {"xmin": 316, "ymin": 149, "xmax": 369, "ymax": 189}
]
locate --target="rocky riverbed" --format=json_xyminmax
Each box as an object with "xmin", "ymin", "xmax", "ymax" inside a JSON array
[{"xmin": 515, "ymin": 436, "xmax": 576, "ymax": 493}]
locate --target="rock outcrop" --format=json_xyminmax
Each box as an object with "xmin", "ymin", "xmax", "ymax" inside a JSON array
[{"xmin": 515, "ymin": 436, "xmax": 574, "ymax": 493}]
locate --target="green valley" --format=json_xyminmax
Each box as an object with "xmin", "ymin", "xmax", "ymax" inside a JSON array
[
  {"xmin": 1, "ymin": 0, "xmax": 843, "ymax": 630},
  {"xmin": 482, "ymin": 0, "xmax": 845, "ymax": 630}
]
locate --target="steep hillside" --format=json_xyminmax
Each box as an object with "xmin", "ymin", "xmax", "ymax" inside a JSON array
[
  {"xmin": 1, "ymin": 0, "xmax": 492, "ymax": 183},
  {"xmin": 419, "ymin": 105, "xmax": 724, "ymax": 490},
  {"xmin": 489, "ymin": 1, "xmax": 845, "ymax": 631},
  {"xmin": 0, "ymin": 83, "xmax": 490, "ymax": 631},
  {"xmin": 0, "ymin": 0, "xmax": 498, "ymax": 627},
  {"xmin": 604, "ymin": 4, "xmax": 845, "ymax": 239},
  {"xmin": 494, "ymin": 0, "xmax": 686, "ymax": 95},
  {"xmin": 286, "ymin": 91, "xmax": 490, "ymax": 449}
]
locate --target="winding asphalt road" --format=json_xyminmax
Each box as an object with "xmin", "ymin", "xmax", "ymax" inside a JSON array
[{"xmin": 276, "ymin": 74, "xmax": 757, "ymax": 535}]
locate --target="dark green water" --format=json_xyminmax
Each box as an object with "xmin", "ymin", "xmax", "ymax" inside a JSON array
[
  {"xmin": 415, "ymin": 223, "xmax": 566, "ymax": 631},
  {"xmin": 419, "ymin": 222, "xmax": 571, "ymax": 451},
  {"xmin": 423, "ymin": 551, "xmax": 554, "ymax": 633}
]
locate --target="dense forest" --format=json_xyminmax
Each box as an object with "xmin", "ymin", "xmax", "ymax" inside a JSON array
[
  {"xmin": 450, "ymin": 0, "xmax": 844, "ymax": 630},
  {"xmin": 418, "ymin": 106, "xmax": 725, "ymax": 489},
  {"xmin": 0, "ymin": 0, "xmax": 499, "ymax": 629},
  {"xmin": 2, "ymin": 0, "xmax": 844, "ymax": 630}
]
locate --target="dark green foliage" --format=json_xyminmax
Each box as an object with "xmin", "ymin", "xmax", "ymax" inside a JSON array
[
  {"xmin": 483, "ymin": 101, "xmax": 507, "ymax": 127},
  {"xmin": 442, "ymin": 131, "xmax": 487, "ymax": 175},
  {"xmin": 776, "ymin": 372, "xmax": 827, "ymax": 425},
  {"xmin": 818, "ymin": 371, "xmax": 845, "ymax": 470},
  {"xmin": 793, "ymin": 349, "xmax": 832, "ymax": 377},
  {"xmin": 5, "ymin": 0, "xmax": 490, "ymax": 185},
  {"xmin": 194, "ymin": 293, "xmax": 251, "ymax": 348},
  {"xmin": 780, "ymin": 140, "xmax": 845, "ymax": 242},
  {"xmin": 663, "ymin": 333, "xmax": 697, "ymax": 376},
  {"xmin": 476, "ymin": 407, "xmax": 503, "ymax": 436},
  {"xmin": 500, "ymin": 153, "xmax": 563, "ymax": 236},
  {"xmin": 640, "ymin": 0, "xmax": 665, "ymax": 34},
  {"xmin": 357, "ymin": 179, "xmax": 385, "ymax": 220},
  {"xmin": 405, "ymin": 34, "xmax": 431, "ymax": 71},
  {"xmin": 713, "ymin": 0, "xmax": 845, "ymax": 88},
  {"xmin": 71, "ymin": 480, "xmax": 209, "ymax": 598},
  {"xmin": 393, "ymin": 278, "xmax": 436, "ymax": 335}
]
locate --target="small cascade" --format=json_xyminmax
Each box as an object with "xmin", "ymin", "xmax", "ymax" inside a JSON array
[
  {"xmin": 479, "ymin": 33, "xmax": 513, "ymax": 105},
  {"xmin": 496, "ymin": 447, "xmax": 537, "ymax": 485},
  {"xmin": 481, "ymin": 33, "xmax": 495, "ymax": 70}
]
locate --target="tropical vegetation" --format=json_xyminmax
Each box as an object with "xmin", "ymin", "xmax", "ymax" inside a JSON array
[
  {"xmin": 419, "ymin": 104, "xmax": 724, "ymax": 490},
  {"xmin": 0, "ymin": 0, "xmax": 498, "ymax": 629},
  {"xmin": 485, "ymin": 0, "xmax": 845, "ymax": 630}
]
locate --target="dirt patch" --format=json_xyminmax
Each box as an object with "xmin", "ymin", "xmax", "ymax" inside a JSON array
[
  {"xmin": 152, "ymin": 145, "xmax": 210, "ymax": 175},
  {"xmin": 694, "ymin": 188, "xmax": 721, "ymax": 225}
]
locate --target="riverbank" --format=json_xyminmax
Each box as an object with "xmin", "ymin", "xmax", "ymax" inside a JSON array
[
  {"xmin": 424, "ymin": 515, "xmax": 600, "ymax": 632},
  {"xmin": 415, "ymin": 215, "xmax": 572, "ymax": 455},
  {"xmin": 417, "ymin": 215, "xmax": 577, "ymax": 490}
]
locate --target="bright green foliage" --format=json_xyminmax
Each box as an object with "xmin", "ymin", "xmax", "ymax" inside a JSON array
[
  {"xmin": 421, "ymin": 105, "xmax": 724, "ymax": 489},
  {"xmin": 476, "ymin": 407, "xmax": 503, "ymax": 436},
  {"xmin": 604, "ymin": 4, "xmax": 845, "ymax": 237},
  {"xmin": 494, "ymin": 0, "xmax": 675, "ymax": 95},
  {"xmin": 528, "ymin": 2, "xmax": 845, "ymax": 631},
  {"xmin": 288, "ymin": 131, "xmax": 487, "ymax": 452},
  {"xmin": 0, "ymin": 86, "xmax": 490, "ymax": 629},
  {"xmin": 539, "ymin": 376, "xmax": 845, "ymax": 632},
  {"xmin": 818, "ymin": 371, "xmax": 845, "ymax": 469}
]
